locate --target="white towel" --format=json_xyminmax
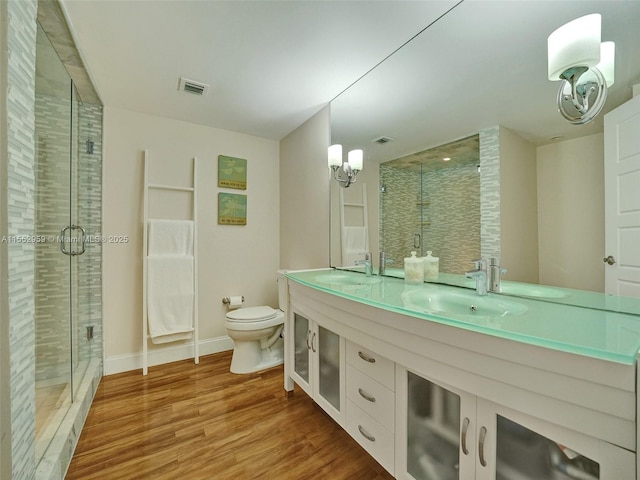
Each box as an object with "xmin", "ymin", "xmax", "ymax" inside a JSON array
[
  {"xmin": 148, "ymin": 219, "xmax": 194, "ymax": 256},
  {"xmin": 147, "ymin": 255, "xmax": 194, "ymax": 344},
  {"xmin": 342, "ymin": 226, "xmax": 368, "ymax": 266}
]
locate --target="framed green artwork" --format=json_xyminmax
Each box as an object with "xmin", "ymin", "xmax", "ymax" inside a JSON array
[
  {"xmin": 218, "ymin": 193, "xmax": 247, "ymax": 225},
  {"xmin": 218, "ymin": 155, "xmax": 247, "ymax": 189}
]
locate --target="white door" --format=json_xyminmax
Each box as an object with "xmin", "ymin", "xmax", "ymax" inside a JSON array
[{"xmin": 604, "ymin": 94, "xmax": 640, "ymax": 297}]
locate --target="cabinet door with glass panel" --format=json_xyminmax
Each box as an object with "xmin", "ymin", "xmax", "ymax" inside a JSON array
[
  {"xmin": 475, "ymin": 400, "xmax": 634, "ymax": 480},
  {"xmin": 396, "ymin": 366, "xmax": 634, "ymax": 480},
  {"xmin": 290, "ymin": 312, "xmax": 345, "ymax": 425},
  {"xmin": 396, "ymin": 367, "xmax": 477, "ymax": 480}
]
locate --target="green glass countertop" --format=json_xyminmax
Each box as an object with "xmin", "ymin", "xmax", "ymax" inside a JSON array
[
  {"xmin": 286, "ymin": 269, "xmax": 640, "ymax": 365},
  {"xmin": 343, "ymin": 266, "xmax": 640, "ymax": 316}
]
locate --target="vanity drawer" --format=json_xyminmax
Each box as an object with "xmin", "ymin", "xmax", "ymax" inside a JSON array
[
  {"xmin": 346, "ymin": 341, "xmax": 395, "ymax": 391},
  {"xmin": 346, "ymin": 400, "xmax": 394, "ymax": 475},
  {"xmin": 346, "ymin": 364, "xmax": 394, "ymax": 431}
]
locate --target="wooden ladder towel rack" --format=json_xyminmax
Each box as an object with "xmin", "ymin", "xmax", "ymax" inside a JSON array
[{"xmin": 142, "ymin": 150, "xmax": 199, "ymax": 375}]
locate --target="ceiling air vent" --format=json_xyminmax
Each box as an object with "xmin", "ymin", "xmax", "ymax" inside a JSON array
[
  {"xmin": 372, "ymin": 136, "xmax": 395, "ymax": 145},
  {"xmin": 178, "ymin": 77, "xmax": 209, "ymax": 96}
]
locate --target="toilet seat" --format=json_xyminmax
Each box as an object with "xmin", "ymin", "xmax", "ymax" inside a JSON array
[
  {"xmin": 225, "ymin": 306, "xmax": 284, "ymax": 331},
  {"xmin": 227, "ymin": 306, "xmax": 277, "ymax": 322}
]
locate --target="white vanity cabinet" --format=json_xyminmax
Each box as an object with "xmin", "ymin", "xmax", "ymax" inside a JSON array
[
  {"xmin": 395, "ymin": 365, "xmax": 635, "ymax": 480},
  {"xmin": 345, "ymin": 341, "xmax": 396, "ymax": 474},
  {"xmin": 284, "ymin": 271, "xmax": 640, "ymax": 480},
  {"xmin": 289, "ymin": 311, "xmax": 345, "ymax": 424}
]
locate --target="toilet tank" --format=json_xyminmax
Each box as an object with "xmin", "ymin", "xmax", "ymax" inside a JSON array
[{"xmin": 276, "ymin": 270, "xmax": 289, "ymax": 314}]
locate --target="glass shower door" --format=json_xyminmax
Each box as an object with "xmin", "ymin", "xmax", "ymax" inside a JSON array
[
  {"xmin": 69, "ymin": 82, "xmax": 87, "ymax": 400},
  {"xmin": 379, "ymin": 162, "xmax": 422, "ymax": 268},
  {"xmin": 70, "ymin": 84, "xmax": 100, "ymax": 400},
  {"xmin": 34, "ymin": 23, "xmax": 73, "ymax": 461},
  {"xmin": 34, "ymin": 22, "xmax": 93, "ymax": 464}
]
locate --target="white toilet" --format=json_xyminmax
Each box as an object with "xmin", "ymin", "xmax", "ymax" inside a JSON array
[{"xmin": 225, "ymin": 271, "xmax": 287, "ymax": 374}]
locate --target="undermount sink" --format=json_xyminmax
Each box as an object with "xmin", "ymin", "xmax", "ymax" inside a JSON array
[
  {"xmin": 402, "ymin": 286, "xmax": 527, "ymax": 321},
  {"xmin": 464, "ymin": 281, "xmax": 568, "ymax": 299},
  {"xmin": 312, "ymin": 272, "xmax": 382, "ymax": 286}
]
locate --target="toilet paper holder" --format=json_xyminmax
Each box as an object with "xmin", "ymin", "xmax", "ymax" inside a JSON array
[{"xmin": 222, "ymin": 296, "xmax": 245, "ymax": 305}]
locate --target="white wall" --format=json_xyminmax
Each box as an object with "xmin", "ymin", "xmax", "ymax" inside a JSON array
[
  {"xmin": 537, "ymin": 133, "xmax": 604, "ymax": 292},
  {"xmin": 103, "ymin": 107, "xmax": 280, "ymax": 374},
  {"xmin": 499, "ymin": 126, "xmax": 539, "ymax": 283},
  {"xmin": 280, "ymin": 106, "xmax": 331, "ymax": 269},
  {"xmin": 330, "ymin": 163, "xmax": 380, "ymax": 267}
]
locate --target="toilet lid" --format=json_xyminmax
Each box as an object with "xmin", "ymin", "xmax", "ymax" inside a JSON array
[{"xmin": 226, "ymin": 306, "xmax": 277, "ymax": 322}]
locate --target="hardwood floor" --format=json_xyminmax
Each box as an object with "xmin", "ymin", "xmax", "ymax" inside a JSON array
[{"xmin": 66, "ymin": 351, "xmax": 394, "ymax": 479}]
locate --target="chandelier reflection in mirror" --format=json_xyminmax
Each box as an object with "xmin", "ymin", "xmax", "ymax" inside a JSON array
[
  {"xmin": 328, "ymin": 144, "xmax": 363, "ymax": 188},
  {"xmin": 547, "ymin": 14, "xmax": 615, "ymax": 125}
]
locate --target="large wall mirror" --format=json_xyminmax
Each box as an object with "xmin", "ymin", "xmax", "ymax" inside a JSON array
[{"xmin": 329, "ymin": 0, "xmax": 640, "ymax": 313}]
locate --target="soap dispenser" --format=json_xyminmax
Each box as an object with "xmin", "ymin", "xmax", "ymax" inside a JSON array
[
  {"xmin": 404, "ymin": 251, "xmax": 424, "ymax": 284},
  {"xmin": 422, "ymin": 251, "xmax": 439, "ymax": 281}
]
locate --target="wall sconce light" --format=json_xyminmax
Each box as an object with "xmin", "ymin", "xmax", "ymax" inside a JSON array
[
  {"xmin": 328, "ymin": 144, "xmax": 363, "ymax": 188},
  {"xmin": 548, "ymin": 13, "xmax": 615, "ymax": 124}
]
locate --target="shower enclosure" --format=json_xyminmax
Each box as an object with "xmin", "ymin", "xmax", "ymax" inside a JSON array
[
  {"xmin": 34, "ymin": 22, "xmax": 103, "ymax": 465},
  {"xmin": 379, "ymin": 135, "xmax": 481, "ymax": 275}
]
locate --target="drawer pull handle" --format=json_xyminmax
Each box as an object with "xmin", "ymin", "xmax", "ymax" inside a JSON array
[
  {"xmin": 461, "ymin": 417, "xmax": 470, "ymax": 455},
  {"xmin": 358, "ymin": 425, "xmax": 376, "ymax": 442},
  {"xmin": 358, "ymin": 388, "xmax": 376, "ymax": 403},
  {"xmin": 478, "ymin": 426, "xmax": 488, "ymax": 467},
  {"xmin": 358, "ymin": 351, "xmax": 376, "ymax": 363}
]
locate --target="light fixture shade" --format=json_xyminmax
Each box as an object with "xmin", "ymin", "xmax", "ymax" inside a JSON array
[
  {"xmin": 548, "ymin": 13, "xmax": 601, "ymax": 81},
  {"xmin": 597, "ymin": 41, "xmax": 615, "ymax": 87},
  {"xmin": 328, "ymin": 144, "xmax": 342, "ymax": 168},
  {"xmin": 348, "ymin": 149, "xmax": 363, "ymax": 171}
]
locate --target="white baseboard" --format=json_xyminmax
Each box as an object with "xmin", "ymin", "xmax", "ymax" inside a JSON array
[{"xmin": 104, "ymin": 335, "xmax": 234, "ymax": 375}]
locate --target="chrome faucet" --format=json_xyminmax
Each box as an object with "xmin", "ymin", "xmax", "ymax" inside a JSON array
[
  {"xmin": 355, "ymin": 252, "xmax": 373, "ymax": 277},
  {"xmin": 466, "ymin": 259, "xmax": 488, "ymax": 296},
  {"xmin": 487, "ymin": 257, "xmax": 506, "ymax": 293},
  {"xmin": 378, "ymin": 251, "xmax": 394, "ymax": 276}
]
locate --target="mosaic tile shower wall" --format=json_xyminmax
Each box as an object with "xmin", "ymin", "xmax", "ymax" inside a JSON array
[
  {"xmin": 5, "ymin": 0, "xmax": 38, "ymax": 478},
  {"xmin": 479, "ymin": 127, "xmax": 501, "ymax": 258},
  {"xmin": 379, "ymin": 162, "xmax": 480, "ymax": 274},
  {"xmin": 421, "ymin": 163, "xmax": 480, "ymax": 274}
]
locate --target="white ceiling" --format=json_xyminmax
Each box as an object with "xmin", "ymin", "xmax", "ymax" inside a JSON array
[
  {"xmin": 60, "ymin": 0, "xmax": 640, "ymax": 154},
  {"xmin": 60, "ymin": 0, "xmax": 460, "ymax": 140},
  {"xmin": 329, "ymin": 0, "xmax": 640, "ymax": 164}
]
